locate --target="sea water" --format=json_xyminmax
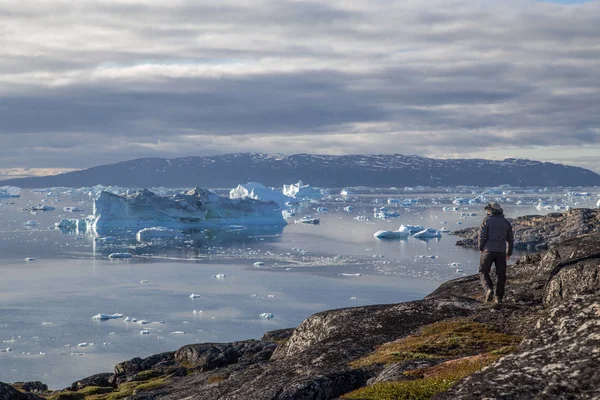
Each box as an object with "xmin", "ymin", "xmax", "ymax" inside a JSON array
[{"xmin": 0, "ymin": 188, "xmax": 597, "ymax": 388}]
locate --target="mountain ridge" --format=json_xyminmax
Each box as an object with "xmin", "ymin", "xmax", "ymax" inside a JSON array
[{"xmin": 2, "ymin": 153, "xmax": 599, "ymax": 188}]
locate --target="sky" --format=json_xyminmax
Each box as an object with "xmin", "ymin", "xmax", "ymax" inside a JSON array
[{"xmin": 1, "ymin": 0, "xmax": 599, "ymax": 180}]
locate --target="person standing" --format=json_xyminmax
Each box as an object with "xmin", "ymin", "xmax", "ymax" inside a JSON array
[{"xmin": 478, "ymin": 202, "xmax": 514, "ymax": 303}]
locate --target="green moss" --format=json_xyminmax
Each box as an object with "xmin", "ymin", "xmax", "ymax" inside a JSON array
[
  {"xmin": 352, "ymin": 319, "xmax": 521, "ymax": 367},
  {"xmin": 133, "ymin": 377, "xmax": 167, "ymax": 392},
  {"xmin": 46, "ymin": 392, "xmax": 85, "ymax": 400},
  {"xmin": 344, "ymin": 354, "xmax": 498, "ymax": 399},
  {"xmin": 341, "ymin": 378, "xmax": 454, "ymax": 400},
  {"xmin": 78, "ymin": 386, "xmax": 114, "ymax": 396}
]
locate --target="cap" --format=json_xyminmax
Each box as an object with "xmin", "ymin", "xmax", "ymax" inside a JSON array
[{"xmin": 484, "ymin": 202, "xmax": 503, "ymax": 212}]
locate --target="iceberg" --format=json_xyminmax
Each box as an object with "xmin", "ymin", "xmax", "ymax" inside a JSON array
[
  {"xmin": 230, "ymin": 182, "xmax": 292, "ymax": 206},
  {"xmin": 283, "ymin": 181, "xmax": 322, "ymax": 199},
  {"xmin": 413, "ymin": 228, "xmax": 442, "ymax": 239},
  {"xmin": 597, "ymin": 199, "xmax": 600, "ymax": 208},
  {"xmin": 0, "ymin": 186, "xmax": 20, "ymax": 198},
  {"xmin": 92, "ymin": 313, "xmax": 123, "ymax": 321},
  {"xmin": 373, "ymin": 226, "xmax": 411, "ymax": 239},
  {"xmin": 400, "ymin": 224, "xmax": 424, "ymax": 233},
  {"xmin": 92, "ymin": 187, "xmax": 286, "ymax": 230},
  {"xmin": 259, "ymin": 313, "xmax": 274, "ymax": 319},
  {"xmin": 295, "ymin": 215, "xmax": 320, "ymax": 224},
  {"xmin": 136, "ymin": 227, "xmax": 179, "ymax": 242}
]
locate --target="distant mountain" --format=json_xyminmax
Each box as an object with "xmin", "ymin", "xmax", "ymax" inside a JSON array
[{"xmin": 2, "ymin": 153, "xmax": 600, "ymax": 188}]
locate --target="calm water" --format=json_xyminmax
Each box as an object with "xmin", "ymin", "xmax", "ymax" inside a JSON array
[{"xmin": 0, "ymin": 188, "xmax": 597, "ymax": 388}]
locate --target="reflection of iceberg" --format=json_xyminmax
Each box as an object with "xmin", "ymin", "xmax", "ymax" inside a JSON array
[
  {"xmin": 92, "ymin": 187, "xmax": 286, "ymax": 230},
  {"xmin": 136, "ymin": 227, "xmax": 180, "ymax": 242},
  {"xmin": 230, "ymin": 182, "xmax": 292, "ymax": 206},
  {"xmin": 0, "ymin": 186, "xmax": 20, "ymax": 198},
  {"xmin": 283, "ymin": 181, "xmax": 321, "ymax": 199},
  {"xmin": 56, "ymin": 218, "xmax": 90, "ymax": 232},
  {"xmin": 413, "ymin": 228, "xmax": 442, "ymax": 239}
]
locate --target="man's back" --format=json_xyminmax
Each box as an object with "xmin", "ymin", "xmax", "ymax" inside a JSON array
[{"xmin": 478, "ymin": 213, "xmax": 514, "ymax": 255}]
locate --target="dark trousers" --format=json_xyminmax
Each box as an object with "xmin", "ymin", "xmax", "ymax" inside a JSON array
[{"xmin": 479, "ymin": 251, "xmax": 507, "ymax": 298}]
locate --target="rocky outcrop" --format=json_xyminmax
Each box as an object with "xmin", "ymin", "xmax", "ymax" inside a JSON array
[
  {"xmin": 435, "ymin": 294, "xmax": 600, "ymax": 399},
  {"xmin": 453, "ymin": 208, "xmax": 600, "ymax": 250},
  {"xmin": 0, "ymin": 382, "xmax": 41, "ymax": 400}
]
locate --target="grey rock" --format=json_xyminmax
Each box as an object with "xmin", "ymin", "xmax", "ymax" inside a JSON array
[
  {"xmin": 0, "ymin": 382, "xmax": 41, "ymax": 400},
  {"xmin": 114, "ymin": 352, "xmax": 175, "ymax": 376},
  {"xmin": 367, "ymin": 360, "xmax": 441, "ymax": 386},
  {"xmin": 70, "ymin": 373, "xmax": 114, "ymax": 391}
]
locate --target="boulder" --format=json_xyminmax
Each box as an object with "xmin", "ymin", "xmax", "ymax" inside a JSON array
[
  {"xmin": 70, "ymin": 373, "xmax": 114, "ymax": 391},
  {"xmin": 0, "ymin": 382, "xmax": 41, "ymax": 400}
]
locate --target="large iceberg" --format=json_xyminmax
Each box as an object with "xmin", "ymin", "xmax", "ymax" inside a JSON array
[
  {"xmin": 92, "ymin": 187, "xmax": 286, "ymax": 230},
  {"xmin": 0, "ymin": 186, "xmax": 20, "ymax": 198},
  {"xmin": 283, "ymin": 181, "xmax": 322, "ymax": 199},
  {"xmin": 229, "ymin": 182, "xmax": 292, "ymax": 206}
]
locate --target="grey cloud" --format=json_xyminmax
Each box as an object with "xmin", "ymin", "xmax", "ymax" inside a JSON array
[{"xmin": 0, "ymin": 0, "xmax": 599, "ymax": 172}]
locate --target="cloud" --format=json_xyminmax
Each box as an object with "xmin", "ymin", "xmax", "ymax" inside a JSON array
[{"xmin": 0, "ymin": 0, "xmax": 599, "ymax": 173}]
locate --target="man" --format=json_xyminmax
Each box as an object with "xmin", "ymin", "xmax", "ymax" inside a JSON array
[{"xmin": 478, "ymin": 201, "xmax": 514, "ymax": 303}]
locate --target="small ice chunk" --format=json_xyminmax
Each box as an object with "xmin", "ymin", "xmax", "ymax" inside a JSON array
[
  {"xmin": 108, "ymin": 253, "xmax": 132, "ymax": 259},
  {"xmin": 190, "ymin": 293, "xmax": 201, "ymax": 298},
  {"xmin": 267, "ymin": 295, "xmax": 275, "ymax": 298},
  {"xmin": 136, "ymin": 320, "xmax": 149, "ymax": 325},
  {"xmin": 193, "ymin": 310, "xmax": 202, "ymax": 314},
  {"xmin": 259, "ymin": 313, "xmax": 274, "ymax": 319},
  {"xmin": 1, "ymin": 347, "xmax": 12, "ymax": 352},
  {"xmin": 140, "ymin": 330, "xmax": 151, "ymax": 335},
  {"xmin": 140, "ymin": 280, "xmax": 149, "ymax": 284},
  {"xmin": 124, "ymin": 317, "xmax": 131, "ymax": 322},
  {"xmin": 253, "ymin": 262, "xmax": 264, "ymax": 267},
  {"xmin": 25, "ymin": 257, "xmax": 36, "ymax": 262},
  {"xmin": 350, "ymin": 296, "xmax": 358, "ymax": 300},
  {"xmin": 92, "ymin": 313, "xmax": 124, "ymax": 321},
  {"xmin": 171, "ymin": 331, "xmax": 185, "ymax": 334},
  {"xmin": 24, "ymin": 221, "xmax": 37, "ymax": 226},
  {"xmin": 338, "ymin": 273, "xmax": 361, "ymax": 277},
  {"xmin": 212, "ymin": 274, "xmax": 226, "ymax": 279},
  {"xmin": 77, "ymin": 343, "xmax": 89, "ymax": 347}
]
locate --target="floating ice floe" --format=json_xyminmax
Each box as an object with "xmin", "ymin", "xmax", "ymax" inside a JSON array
[
  {"xmin": 108, "ymin": 253, "xmax": 132, "ymax": 259},
  {"xmin": 24, "ymin": 257, "xmax": 35, "ymax": 262},
  {"xmin": 77, "ymin": 342, "xmax": 91, "ymax": 347},
  {"xmin": 31, "ymin": 204, "xmax": 55, "ymax": 212},
  {"xmin": 443, "ymin": 207, "xmax": 459, "ymax": 212},
  {"xmin": 0, "ymin": 186, "xmax": 20, "ymax": 198},
  {"xmin": 140, "ymin": 330, "xmax": 151, "ymax": 335},
  {"xmin": 212, "ymin": 274, "xmax": 226, "ymax": 279},
  {"xmin": 338, "ymin": 273, "xmax": 361, "ymax": 277},
  {"xmin": 140, "ymin": 280, "xmax": 148, "ymax": 284},
  {"xmin": 283, "ymin": 181, "xmax": 322, "ymax": 199},
  {"xmin": 63, "ymin": 206, "xmax": 84, "ymax": 213},
  {"xmin": 230, "ymin": 182, "xmax": 292, "ymax": 206},
  {"xmin": 92, "ymin": 187, "xmax": 287, "ymax": 230},
  {"xmin": 24, "ymin": 220, "xmax": 37, "ymax": 227},
  {"xmin": 373, "ymin": 226, "xmax": 410, "ymax": 239},
  {"xmin": 136, "ymin": 227, "xmax": 179, "ymax": 242},
  {"xmin": 597, "ymin": 199, "xmax": 600, "ymax": 208},
  {"xmin": 189, "ymin": 293, "xmax": 201, "ymax": 299},
  {"xmin": 92, "ymin": 313, "xmax": 124, "ymax": 321},
  {"xmin": 413, "ymin": 228, "xmax": 442, "ymax": 239},
  {"xmin": 295, "ymin": 215, "xmax": 320, "ymax": 224},
  {"xmin": 316, "ymin": 207, "xmax": 328, "ymax": 213},
  {"xmin": 340, "ymin": 189, "xmax": 352, "ymax": 196},
  {"xmin": 171, "ymin": 331, "xmax": 185, "ymax": 334},
  {"xmin": 259, "ymin": 313, "xmax": 274, "ymax": 319},
  {"xmin": 439, "ymin": 227, "xmax": 450, "ymax": 233},
  {"xmin": 253, "ymin": 262, "xmax": 264, "ymax": 267},
  {"xmin": 354, "ymin": 215, "xmax": 370, "ymax": 221},
  {"xmin": 1, "ymin": 347, "xmax": 13, "ymax": 352},
  {"xmin": 450, "ymin": 262, "xmax": 461, "ymax": 267}
]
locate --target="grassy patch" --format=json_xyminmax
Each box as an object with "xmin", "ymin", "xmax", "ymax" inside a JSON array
[
  {"xmin": 77, "ymin": 386, "xmax": 114, "ymax": 396},
  {"xmin": 133, "ymin": 377, "xmax": 167, "ymax": 392},
  {"xmin": 343, "ymin": 353, "xmax": 498, "ymax": 399},
  {"xmin": 351, "ymin": 319, "xmax": 521, "ymax": 367},
  {"xmin": 207, "ymin": 375, "xmax": 227, "ymax": 384}
]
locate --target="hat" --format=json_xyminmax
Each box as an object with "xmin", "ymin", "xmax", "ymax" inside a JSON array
[{"xmin": 484, "ymin": 202, "xmax": 503, "ymax": 212}]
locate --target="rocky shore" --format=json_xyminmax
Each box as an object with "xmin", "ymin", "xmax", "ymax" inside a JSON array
[
  {"xmin": 453, "ymin": 208, "xmax": 599, "ymax": 251},
  {"xmin": 2, "ymin": 209, "xmax": 600, "ymax": 400}
]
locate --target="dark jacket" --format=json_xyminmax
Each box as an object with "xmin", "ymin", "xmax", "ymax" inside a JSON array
[{"xmin": 478, "ymin": 212, "xmax": 514, "ymax": 256}]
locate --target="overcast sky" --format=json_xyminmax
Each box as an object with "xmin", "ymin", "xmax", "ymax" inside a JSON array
[{"xmin": 1, "ymin": 0, "xmax": 599, "ymax": 179}]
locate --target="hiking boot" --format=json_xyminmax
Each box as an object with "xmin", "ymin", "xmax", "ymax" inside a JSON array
[
  {"xmin": 494, "ymin": 296, "xmax": 503, "ymax": 304},
  {"xmin": 485, "ymin": 289, "xmax": 494, "ymax": 303}
]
